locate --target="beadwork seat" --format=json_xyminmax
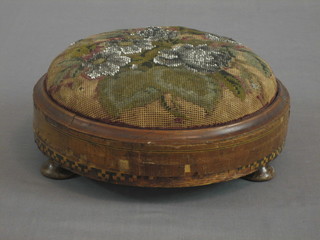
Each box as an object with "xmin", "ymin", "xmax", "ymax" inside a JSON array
[{"xmin": 46, "ymin": 26, "xmax": 277, "ymax": 129}]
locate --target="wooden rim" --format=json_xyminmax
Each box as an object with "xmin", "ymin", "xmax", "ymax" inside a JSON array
[
  {"xmin": 34, "ymin": 74, "xmax": 289, "ymax": 144},
  {"xmin": 33, "ymin": 74, "xmax": 290, "ymax": 187}
]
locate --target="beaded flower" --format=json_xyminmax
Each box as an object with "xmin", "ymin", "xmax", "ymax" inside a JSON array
[
  {"xmin": 83, "ymin": 47, "xmax": 131, "ymax": 79},
  {"xmin": 137, "ymin": 26, "xmax": 178, "ymax": 41},
  {"xmin": 153, "ymin": 44, "xmax": 232, "ymax": 73}
]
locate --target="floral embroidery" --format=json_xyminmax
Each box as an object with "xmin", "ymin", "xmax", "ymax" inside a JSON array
[
  {"xmin": 48, "ymin": 26, "xmax": 275, "ymax": 125},
  {"xmin": 137, "ymin": 26, "xmax": 178, "ymax": 41},
  {"xmin": 83, "ymin": 47, "xmax": 131, "ymax": 79},
  {"xmin": 109, "ymin": 39, "xmax": 155, "ymax": 55},
  {"xmin": 206, "ymin": 33, "xmax": 241, "ymax": 45},
  {"xmin": 153, "ymin": 44, "xmax": 232, "ymax": 73}
]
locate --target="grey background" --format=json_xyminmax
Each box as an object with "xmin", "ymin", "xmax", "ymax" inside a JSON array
[{"xmin": 0, "ymin": 0, "xmax": 319, "ymax": 239}]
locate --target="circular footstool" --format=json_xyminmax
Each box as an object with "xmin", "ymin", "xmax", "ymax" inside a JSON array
[{"xmin": 33, "ymin": 26, "xmax": 290, "ymax": 187}]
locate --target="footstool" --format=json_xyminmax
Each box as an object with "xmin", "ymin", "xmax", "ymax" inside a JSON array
[{"xmin": 33, "ymin": 26, "xmax": 290, "ymax": 187}]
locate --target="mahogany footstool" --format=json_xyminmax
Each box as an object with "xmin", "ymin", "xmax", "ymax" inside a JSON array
[{"xmin": 33, "ymin": 26, "xmax": 290, "ymax": 187}]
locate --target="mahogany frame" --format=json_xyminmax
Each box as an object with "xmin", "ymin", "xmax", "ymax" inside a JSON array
[{"xmin": 33, "ymin": 74, "xmax": 290, "ymax": 187}]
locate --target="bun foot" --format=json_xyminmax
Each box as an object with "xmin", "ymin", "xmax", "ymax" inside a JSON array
[
  {"xmin": 41, "ymin": 159, "xmax": 76, "ymax": 180},
  {"xmin": 243, "ymin": 164, "xmax": 275, "ymax": 182}
]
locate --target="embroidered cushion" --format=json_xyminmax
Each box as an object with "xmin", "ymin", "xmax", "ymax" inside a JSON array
[{"xmin": 46, "ymin": 26, "xmax": 277, "ymax": 129}]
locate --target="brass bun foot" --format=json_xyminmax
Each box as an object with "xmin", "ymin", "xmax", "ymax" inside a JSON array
[
  {"xmin": 41, "ymin": 159, "xmax": 76, "ymax": 180},
  {"xmin": 243, "ymin": 164, "xmax": 275, "ymax": 182}
]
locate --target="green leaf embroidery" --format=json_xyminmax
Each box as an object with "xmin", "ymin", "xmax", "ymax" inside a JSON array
[
  {"xmin": 160, "ymin": 95, "xmax": 186, "ymax": 119},
  {"xmin": 98, "ymin": 69, "xmax": 162, "ymax": 117},
  {"xmin": 69, "ymin": 66, "xmax": 82, "ymax": 78},
  {"xmin": 238, "ymin": 49, "xmax": 272, "ymax": 78},
  {"xmin": 213, "ymin": 70, "xmax": 246, "ymax": 100},
  {"xmin": 155, "ymin": 68, "xmax": 220, "ymax": 112},
  {"xmin": 98, "ymin": 67, "xmax": 221, "ymax": 117},
  {"xmin": 53, "ymin": 68, "xmax": 69, "ymax": 85},
  {"xmin": 57, "ymin": 58, "xmax": 83, "ymax": 68},
  {"xmin": 53, "ymin": 58, "xmax": 84, "ymax": 85}
]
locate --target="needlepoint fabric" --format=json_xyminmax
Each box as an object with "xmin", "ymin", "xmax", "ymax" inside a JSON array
[{"xmin": 46, "ymin": 26, "xmax": 277, "ymax": 129}]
